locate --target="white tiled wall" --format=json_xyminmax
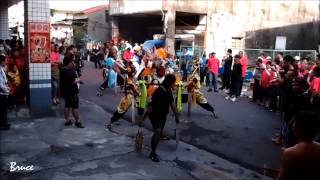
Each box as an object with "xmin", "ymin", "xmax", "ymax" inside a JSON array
[
  {"xmin": 29, "ymin": 63, "xmax": 51, "ymax": 81},
  {"xmin": 30, "ymin": 83, "xmax": 51, "ymax": 88},
  {"xmin": 0, "ymin": 7, "xmax": 9, "ymax": 39},
  {"xmin": 27, "ymin": 0, "xmax": 51, "ymax": 89},
  {"xmin": 27, "ymin": 0, "xmax": 50, "ymax": 22}
]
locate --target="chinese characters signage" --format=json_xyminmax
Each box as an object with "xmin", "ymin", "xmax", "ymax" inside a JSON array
[{"xmin": 29, "ymin": 22, "xmax": 50, "ymax": 63}]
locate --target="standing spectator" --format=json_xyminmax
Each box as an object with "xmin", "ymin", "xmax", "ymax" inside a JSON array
[
  {"xmin": 281, "ymin": 68, "xmax": 297, "ymax": 147},
  {"xmin": 308, "ymin": 54, "xmax": 320, "ymax": 84},
  {"xmin": 180, "ymin": 48, "xmax": 193, "ymax": 81},
  {"xmin": 220, "ymin": 49, "xmax": 233, "ymax": 91},
  {"xmin": 277, "ymin": 111, "xmax": 320, "ymax": 180},
  {"xmin": 226, "ymin": 55, "xmax": 242, "ymax": 102},
  {"xmin": 93, "ymin": 46, "xmax": 102, "ymax": 69},
  {"xmin": 251, "ymin": 58, "xmax": 264, "ymax": 103},
  {"xmin": 5, "ymin": 56, "xmax": 20, "ymax": 109},
  {"xmin": 50, "ymin": 44, "xmax": 61, "ymax": 105},
  {"xmin": 260, "ymin": 53, "xmax": 268, "ymax": 64},
  {"xmin": 200, "ymin": 53, "xmax": 208, "ymax": 85},
  {"xmin": 0, "ymin": 55, "xmax": 10, "ymax": 130},
  {"xmin": 124, "ymin": 40, "xmax": 132, "ymax": 50},
  {"xmin": 276, "ymin": 52, "xmax": 284, "ymax": 63},
  {"xmin": 283, "ymin": 55, "xmax": 295, "ymax": 74},
  {"xmin": 73, "ymin": 47, "xmax": 82, "ymax": 77},
  {"xmin": 287, "ymin": 78, "xmax": 311, "ymax": 147},
  {"xmin": 207, "ymin": 52, "xmax": 220, "ymax": 92},
  {"xmin": 297, "ymin": 57, "xmax": 309, "ymax": 79},
  {"xmin": 123, "ymin": 47, "xmax": 133, "ymax": 62},
  {"xmin": 4, "ymin": 39, "xmax": 12, "ymax": 55},
  {"xmin": 9, "ymin": 48, "xmax": 25, "ymax": 103},
  {"xmin": 180, "ymin": 48, "xmax": 188, "ymax": 81},
  {"xmin": 139, "ymin": 74, "xmax": 180, "ymax": 162},
  {"xmin": 16, "ymin": 40, "xmax": 25, "ymax": 58},
  {"xmin": 0, "ymin": 40, "xmax": 6, "ymax": 55},
  {"xmin": 269, "ymin": 63, "xmax": 281, "ymax": 112},
  {"xmin": 239, "ymin": 51, "xmax": 248, "ymax": 95},
  {"xmin": 132, "ymin": 47, "xmax": 141, "ymax": 70},
  {"xmin": 119, "ymin": 40, "xmax": 126, "ymax": 57},
  {"xmin": 60, "ymin": 53, "xmax": 84, "ymax": 128},
  {"xmin": 104, "ymin": 45, "xmax": 110, "ymax": 63},
  {"xmin": 310, "ymin": 66, "xmax": 320, "ymax": 107},
  {"xmin": 260, "ymin": 61, "xmax": 275, "ymax": 109},
  {"xmin": 58, "ymin": 46, "xmax": 65, "ymax": 64}
]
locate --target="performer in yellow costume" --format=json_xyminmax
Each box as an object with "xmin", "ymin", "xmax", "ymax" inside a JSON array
[
  {"xmin": 186, "ymin": 62, "xmax": 218, "ymax": 118},
  {"xmin": 106, "ymin": 66, "xmax": 139, "ymax": 129}
]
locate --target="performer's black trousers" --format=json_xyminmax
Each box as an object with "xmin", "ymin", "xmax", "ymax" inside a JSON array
[
  {"xmin": 110, "ymin": 108, "xmax": 145, "ymax": 123},
  {"xmin": 197, "ymin": 102, "xmax": 214, "ymax": 112}
]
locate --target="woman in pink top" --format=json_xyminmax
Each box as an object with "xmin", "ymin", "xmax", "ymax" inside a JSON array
[{"xmin": 50, "ymin": 45, "xmax": 61, "ymax": 105}]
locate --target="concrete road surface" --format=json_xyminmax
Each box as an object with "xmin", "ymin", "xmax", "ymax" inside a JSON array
[{"xmin": 79, "ymin": 61, "xmax": 282, "ymax": 174}]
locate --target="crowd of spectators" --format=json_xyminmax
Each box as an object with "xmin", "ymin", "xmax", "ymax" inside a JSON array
[{"xmin": 0, "ymin": 38, "xmax": 27, "ymax": 109}]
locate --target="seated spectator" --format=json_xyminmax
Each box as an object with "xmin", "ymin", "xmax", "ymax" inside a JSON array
[{"xmin": 277, "ymin": 111, "xmax": 320, "ymax": 180}]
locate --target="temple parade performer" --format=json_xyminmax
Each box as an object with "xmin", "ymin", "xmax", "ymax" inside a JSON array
[
  {"xmin": 185, "ymin": 63, "xmax": 218, "ymax": 119},
  {"xmin": 106, "ymin": 66, "xmax": 139, "ymax": 130}
]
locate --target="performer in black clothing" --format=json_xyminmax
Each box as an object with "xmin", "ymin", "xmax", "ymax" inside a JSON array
[
  {"xmin": 139, "ymin": 74, "xmax": 180, "ymax": 162},
  {"xmin": 60, "ymin": 53, "xmax": 84, "ymax": 128},
  {"xmin": 226, "ymin": 55, "xmax": 242, "ymax": 102},
  {"xmin": 220, "ymin": 49, "xmax": 233, "ymax": 90}
]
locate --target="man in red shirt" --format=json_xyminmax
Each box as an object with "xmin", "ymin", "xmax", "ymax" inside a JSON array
[
  {"xmin": 207, "ymin": 52, "xmax": 220, "ymax": 92},
  {"xmin": 239, "ymin": 51, "xmax": 248, "ymax": 95},
  {"xmin": 123, "ymin": 48, "xmax": 133, "ymax": 62}
]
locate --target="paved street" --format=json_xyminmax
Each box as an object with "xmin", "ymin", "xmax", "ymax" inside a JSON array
[
  {"xmin": 1, "ymin": 96, "xmax": 269, "ymax": 180},
  {"xmin": 79, "ymin": 61, "xmax": 282, "ymax": 173}
]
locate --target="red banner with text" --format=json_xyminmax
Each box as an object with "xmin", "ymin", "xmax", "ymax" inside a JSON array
[{"xmin": 29, "ymin": 22, "xmax": 50, "ymax": 63}]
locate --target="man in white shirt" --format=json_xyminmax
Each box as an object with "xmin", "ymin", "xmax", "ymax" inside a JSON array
[{"xmin": 0, "ymin": 54, "xmax": 10, "ymax": 130}]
